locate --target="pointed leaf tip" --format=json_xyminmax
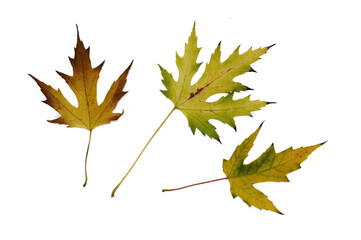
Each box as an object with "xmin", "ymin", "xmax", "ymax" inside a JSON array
[
  {"xmin": 124, "ymin": 60, "xmax": 134, "ymax": 72},
  {"xmin": 191, "ymin": 22, "xmax": 196, "ymax": 36},
  {"xmin": 158, "ymin": 64, "xmax": 165, "ymax": 71},
  {"xmin": 268, "ymin": 43, "xmax": 276, "ymax": 49},
  {"xmin": 76, "ymin": 24, "xmax": 80, "ymax": 41},
  {"xmin": 96, "ymin": 60, "xmax": 105, "ymax": 70},
  {"xmin": 260, "ymin": 120, "xmax": 265, "ymax": 127}
]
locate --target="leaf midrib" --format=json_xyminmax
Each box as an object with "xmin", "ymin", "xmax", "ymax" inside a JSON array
[
  {"xmin": 80, "ymin": 53, "xmax": 92, "ymax": 130},
  {"xmin": 176, "ymin": 59, "xmax": 246, "ymax": 109},
  {"xmin": 227, "ymin": 150, "xmax": 289, "ymax": 182}
]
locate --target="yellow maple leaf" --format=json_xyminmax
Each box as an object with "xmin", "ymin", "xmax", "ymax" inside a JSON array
[
  {"xmin": 223, "ymin": 123, "xmax": 324, "ymax": 213},
  {"xmin": 163, "ymin": 123, "xmax": 325, "ymax": 214},
  {"xmin": 30, "ymin": 26, "xmax": 132, "ymax": 187}
]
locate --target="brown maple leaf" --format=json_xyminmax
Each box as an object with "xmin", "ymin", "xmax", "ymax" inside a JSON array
[{"xmin": 30, "ymin": 26, "xmax": 132, "ymax": 187}]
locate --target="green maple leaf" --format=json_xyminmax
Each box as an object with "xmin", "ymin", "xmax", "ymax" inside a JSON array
[
  {"xmin": 159, "ymin": 23, "xmax": 273, "ymax": 141},
  {"xmin": 112, "ymin": 23, "xmax": 274, "ymax": 197},
  {"xmin": 223, "ymin": 123, "xmax": 324, "ymax": 213}
]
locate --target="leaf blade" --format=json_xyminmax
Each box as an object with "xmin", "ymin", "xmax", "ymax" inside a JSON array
[
  {"xmin": 161, "ymin": 23, "xmax": 271, "ymax": 140},
  {"xmin": 223, "ymin": 124, "xmax": 324, "ymax": 213},
  {"xmin": 31, "ymin": 27, "xmax": 131, "ymax": 131}
]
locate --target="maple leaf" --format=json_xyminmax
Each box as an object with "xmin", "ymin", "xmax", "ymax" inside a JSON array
[
  {"xmin": 159, "ymin": 23, "xmax": 273, "ymax": 141},
  {"xmin": 163, "ymin": 123, "xmax": 325, "ymax": 214},
  {"xmin": 111, "ymin": 23, "xmax": 273, "ymax": 197},
  {"xmin": 30, "ymin": 26, "xmax": 132, "ymax": 187},
  {"xmin": 223, "ymin": 124, "xmax": 324, "ymax": 213}
]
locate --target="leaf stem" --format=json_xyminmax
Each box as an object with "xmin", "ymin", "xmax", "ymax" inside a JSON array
[
  {"xmin": 83, "ymin": 130, "xmax": 92, "ymax": 187},
  {"xmin": 162, "ymin": 177, "xmax": 228, "ymax": 192},
  {"xmin": 111, "ymin": 107, "xmax": 176, "ymax": 197}
]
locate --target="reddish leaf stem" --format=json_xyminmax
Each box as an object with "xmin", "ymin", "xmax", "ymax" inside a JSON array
[
  {"xmin": 83, "ymin": 130, "xmax": 92, "ymax": 187},
  {"xmin": 162, "ymin": 177, "xmax": 228, "ymax": 192}
]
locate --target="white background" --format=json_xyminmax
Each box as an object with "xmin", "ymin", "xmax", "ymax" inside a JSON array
[{"xmin": 0, "ymin": 0, "xmax": 360, "ymax": 239}]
